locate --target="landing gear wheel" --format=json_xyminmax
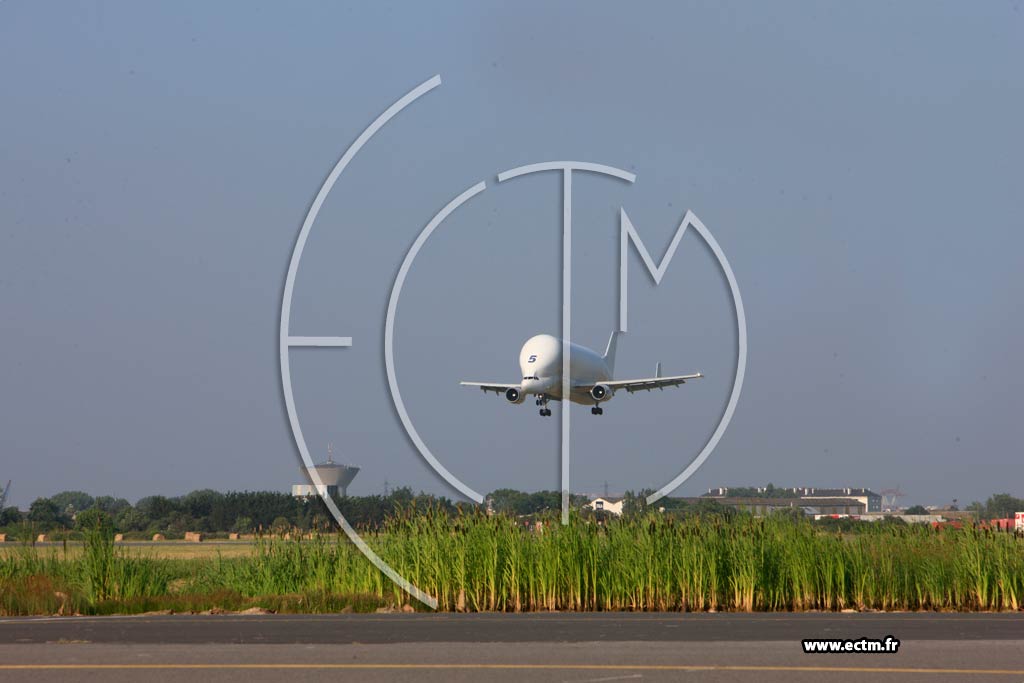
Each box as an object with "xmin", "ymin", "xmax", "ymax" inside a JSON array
[
  {"xmin": 591, "ymin": 406, "xmax": 604, "ymax": 415},
  {"xmin": 538, "ymin": 395, "xmax": 553, "ymax": 417}
]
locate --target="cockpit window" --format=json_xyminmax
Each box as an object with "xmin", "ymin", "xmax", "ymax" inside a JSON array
[{"xmin": 523, "ymin": 376, "xmax": 539, "ymax": 380}]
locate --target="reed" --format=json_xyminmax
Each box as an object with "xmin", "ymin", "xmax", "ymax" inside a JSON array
[{"xmin": 2, "ymin": 512, "xmax": 1021, "ymax": 614}]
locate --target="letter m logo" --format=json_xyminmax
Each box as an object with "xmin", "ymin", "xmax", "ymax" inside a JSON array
[{"xmin": 619, "ymin": 208, "xmax": 707, "ymax": 332}]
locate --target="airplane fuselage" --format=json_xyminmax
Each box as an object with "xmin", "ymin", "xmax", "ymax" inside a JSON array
[
  {"xmin": 460, "ymin": 331, "xmax": 700, "ymax": 416},
  {"xmin": 519, "ymin": 334, "xmax": 611, "ymax": 404}
]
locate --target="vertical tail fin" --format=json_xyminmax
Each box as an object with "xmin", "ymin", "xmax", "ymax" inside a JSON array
[
  {"xmin": 603, "ymin": 331, "xmax": 620, "ymax": 376},
  {"xmin": 655, "ymin": 361, "xmax": 662, "ymax": 378}
]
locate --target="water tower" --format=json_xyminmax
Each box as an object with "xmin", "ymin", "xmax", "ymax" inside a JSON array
[{"xmin": 292, "ymin": 444, "xmax": 359, "ymax": 498}]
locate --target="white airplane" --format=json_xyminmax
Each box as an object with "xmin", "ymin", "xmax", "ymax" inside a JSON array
[{"xmin": 461, "ymin": 332, "xmax": 702, "ymax": 416}]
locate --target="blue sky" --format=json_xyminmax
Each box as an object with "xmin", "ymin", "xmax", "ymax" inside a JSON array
[{"xmin": 1, "ymin": 2, "xmax": 1021, "ymax": 509}]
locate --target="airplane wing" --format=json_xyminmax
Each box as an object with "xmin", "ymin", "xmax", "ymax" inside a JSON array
[
  {"xmin": 577, "ymin": 362, "xmax": 703, "ymax": 395},
  {"xmin": 601, "ymin": 372, "xmax": 703, "ymax": 393},
  {"xmin": 459, "ymin": 381, "xmax": 520, "ymax": 396}
]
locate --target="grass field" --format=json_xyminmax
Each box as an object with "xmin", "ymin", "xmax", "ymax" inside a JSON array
[
  {"xmin": 2, "ymin": 511, "xmax": 1022, "ymax": 615},
  {"xmin": 1, "ymin": 541, "xmax": 258, "ymax": 560}
]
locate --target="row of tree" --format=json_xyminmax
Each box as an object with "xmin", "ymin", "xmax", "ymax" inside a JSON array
[
  {"xmin": 966, "ymin": 494, "xmax": 1024, "ymax": 520},
  {"xmin": 2, "ymin": 488, "xmax": 460, "ymax": 534},
  {"xmin": 2, "ymin": 489, "xmax": 1020, "ymax": 535},
  {"xmin": 0, "ymin": 488, "xmax": 737, "ymax": 532},
  {"xmin": 2, "ymin": 487, "xmax": 704, "ymax": 533}
]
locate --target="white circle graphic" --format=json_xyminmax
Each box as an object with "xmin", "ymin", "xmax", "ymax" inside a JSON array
[
  {"xmin": 280, "ymin": 75, "xmax": 442, "ymax": 609},
  {"xmin": 280, "ymin": 75, "xmax": 747, "ymax": 609}
]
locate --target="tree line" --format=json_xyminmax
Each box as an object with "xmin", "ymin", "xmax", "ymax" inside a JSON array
[
  {"xmin": 2, "ymin": 488, "xmax": 610, "ymax": 535},
  {"xmin": 0, "ymin": 488, "xmax": 462, "ymax": 535},
  {"xmin": 966, "ymin": 493, "xmax": 1024, "ymax": 520},
  {"xmin": 2, "ymin": 489, "xmax": 1020, "ymax": 537},
  {"xmin": 1, "ymin": 487, "xmax": 704, "ymax": 534}
]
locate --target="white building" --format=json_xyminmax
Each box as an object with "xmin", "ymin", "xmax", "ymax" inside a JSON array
[
  {"xmin": 706, "ymin": 486, "xmax": 882, "ymax": 513},
  {"xmin": 585, "ymin": 497, "xmax": 624, "ymax": 516},
  {"xmin": 798, "ymin": 488, "xmax": 881, "ymax": 513}
]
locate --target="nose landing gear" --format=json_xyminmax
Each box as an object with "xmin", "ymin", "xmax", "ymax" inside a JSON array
[{"xmin": 591, "ymin": 405, "xmax": 604, "ymax": 415}]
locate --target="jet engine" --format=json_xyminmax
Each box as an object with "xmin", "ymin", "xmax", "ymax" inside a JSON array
[
  {"xmin": 505, "ymin": 387, "xmax": 525, "ymax": 404},
  {"xmin": 590, "ymin": 384, "xmax": 611, "ymax": 402}
]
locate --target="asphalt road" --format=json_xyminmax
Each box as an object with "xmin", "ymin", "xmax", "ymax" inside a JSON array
[
  {"xmin": 1, "ymin": 613, "xmax": 1021, "ymax": 682},
  {"xmin": 2, "ymin": 612, "xmax": 1023, "ymax": 644}
]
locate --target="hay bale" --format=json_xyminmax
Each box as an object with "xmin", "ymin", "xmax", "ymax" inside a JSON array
[
  {"xmin": 36, "ymin": 534, "xmax": 48, "ymax": 543},
  {"xmin": 228, "ymin": 532, "xmax": 240, "ymax": 540},
  {"xmin": 152, "ymin": 533, "xmax": 165, "ymax": 542},
  {"xmin": 184, "ymin": 531, "xmax": 204, "ymax": 542},
  {"xmin": 0, "ymin": 533, "xmax": 7, "ymax": 542},
  {"xmin": 114, "ymin": 533, "xmax": 124, "ymax": 542}
]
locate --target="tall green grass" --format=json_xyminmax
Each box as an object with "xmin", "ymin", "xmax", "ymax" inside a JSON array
[
  {"xmin": 0, "ymin": 521, "xmax": 173, "ymax": 615},
  {"xmin": 195, "ymin": 510, "xmax": 1024, "ymax": 612},
  {"xmin": 2, "ymin": 511, "xmax": 1022, "ymax": 614}
]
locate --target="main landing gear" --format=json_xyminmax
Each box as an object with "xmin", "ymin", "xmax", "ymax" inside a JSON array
[
  {"xmin": 536, "ymin": 395, "xmax": 552, "ymax": 417},
  {"xmin": 591, "ymin": 405, "xmax": 604, "ymax": 415}
]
